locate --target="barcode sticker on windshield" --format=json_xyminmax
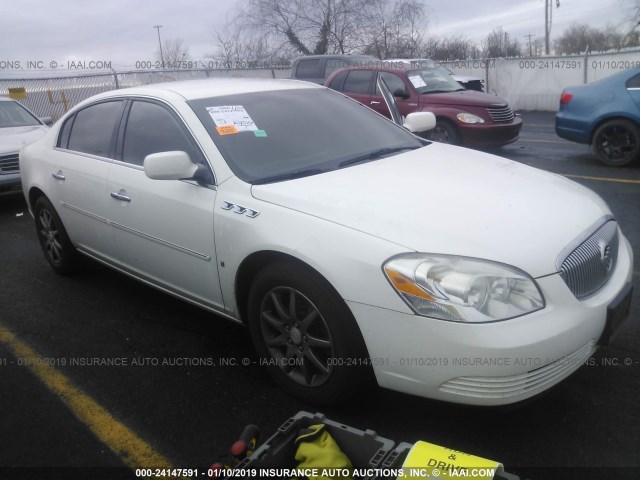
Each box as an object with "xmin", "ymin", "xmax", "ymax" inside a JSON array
[{"xmin": 207, "ymin": 105, "xmax": 258, "ymax": 132}]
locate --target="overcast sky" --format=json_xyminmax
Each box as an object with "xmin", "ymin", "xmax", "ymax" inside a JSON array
[{"xmin": 0, "ymin": 0, "xmax": 634, "ymax": 75}]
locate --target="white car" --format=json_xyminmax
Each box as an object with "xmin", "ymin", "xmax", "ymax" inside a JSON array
[
  {"xmin": 20, "ymin": 78, "xmax": 633, "ymax": 406},
  {"xmin": 0, "ymin": 98, "xmax": 50, "ymax": 194}
]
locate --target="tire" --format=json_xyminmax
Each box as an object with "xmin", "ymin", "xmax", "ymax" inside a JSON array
[
  {"xmin": 424, "ymin": 120, "xmax": 461, "ymax": 145},
  {"xmin": 34, "ymin": 196, "xmax": 79, "ymax": 275},
  {"xmin": 247, "ymin": 261, "xmax": 372, "ymax": 405},
  {"xmin": 592, "ymin": 119, "xmax": 640, "ymax": 166}
]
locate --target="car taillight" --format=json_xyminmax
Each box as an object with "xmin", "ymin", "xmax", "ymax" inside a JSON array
[{"xmin": 560, "ymin": 91, "xmax": 573, "ymax": 105}]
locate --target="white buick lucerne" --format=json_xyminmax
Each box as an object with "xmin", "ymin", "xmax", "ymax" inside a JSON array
[{"xmin": 20, "ymin": 78, "xmax": 633, "ymax": 405}]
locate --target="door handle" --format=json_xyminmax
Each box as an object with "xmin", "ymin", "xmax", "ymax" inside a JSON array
[
  {"xmin": 51, "ymin": 171, "xmax": 65, "ymax": 180},
  {"xmin": 110, "ymin": 192, "xmax": 131, "ymax": 202},
  {"xmin": 370, "ymin": 101, "xmax": 381, "ymax": 105}
]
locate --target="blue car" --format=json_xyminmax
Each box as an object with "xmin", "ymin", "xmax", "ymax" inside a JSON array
[{"xmin": 555, "ymin": 67, "xmax": 640, "ymax": 166}]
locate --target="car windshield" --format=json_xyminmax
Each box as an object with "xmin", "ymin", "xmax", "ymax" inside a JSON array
[
  {"xmin": 406, "ymin": 68, "xmax": 464, "ymax": 94},
  {"xmin": 188, "ymin": 88, "xmax": 424, "ymax": 184},
  {"xmin": 0, "ymin": 101, "xmax": 41, "ymax": 128}
]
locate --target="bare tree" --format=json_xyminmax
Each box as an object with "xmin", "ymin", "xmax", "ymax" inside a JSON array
[
  {"xmin": 211, "ymin": 25, "xmax": 293, "ymax": 68},
  {"xmin": 424, "ymin": 36, "xmax": 479, "ymax": 61},
  {"xmin": 556, "ymin": 22, "xmax": 640, "ymax": 54},
  {"xmin": 156, "ymin": 38, "xmax": 190, "ymax": 66},
  {"xmin": 483, "ymin": 27, "xmax": 521, "ymax": 58},
  {"xmin": 362, "ymin": 0, "xmax": 429, "ymax": 58},
  {"xmin": 625, "ymin": 0, "xmax": 640, "ymax": 31},
  {"xmin": 235, "ymin": 0, "xmax": 374, "ymax": 55}
]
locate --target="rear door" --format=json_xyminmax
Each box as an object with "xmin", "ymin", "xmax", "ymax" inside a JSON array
[
  {"xmin": 107, "ymin": 98, "xmax": 223, "ymax": 309},
  {"xmin": 338, "ymin": 70, "xmax": 375, "ymax": 107},
  {"xmin": 52, "ymin": 100, "xmax": 125, "ymax": 262}
]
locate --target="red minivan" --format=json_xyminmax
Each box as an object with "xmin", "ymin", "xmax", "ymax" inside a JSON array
[{"xmin": 325, "ymin": 64, "xmax": 522, "ymax": 147}]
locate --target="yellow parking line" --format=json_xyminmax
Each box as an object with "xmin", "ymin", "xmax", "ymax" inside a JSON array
[
  {"xmin": 0, "ymin": 325, "xmax": 178, "ymax": 474},
  {"xmin": 562, "ymin": 174, "xmax": 640, "ymax": 185}
]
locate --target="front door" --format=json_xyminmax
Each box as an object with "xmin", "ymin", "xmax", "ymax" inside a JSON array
[{"xmin": 108, "ymin": 99, "xmax": 223, "ymax": 309}]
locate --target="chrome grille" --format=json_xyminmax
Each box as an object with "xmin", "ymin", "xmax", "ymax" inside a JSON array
[
  {"xmin": 486, "ymin": 104, "xmax": 515, "ymax": 123},
  {"xmin": 558, "ymin": 219, "xmax": 619, "ymax": 299},
  {"xmin": 0, "ymin": 153, "xmax": 20, "ymax": 174}
]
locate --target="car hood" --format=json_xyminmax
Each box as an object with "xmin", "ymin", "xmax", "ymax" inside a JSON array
[
  {"xmin": 0, "ymin": 125, "xmax": 49, "ymax": 155},
  {"xmin": 251, "ymin": 144, "xmax": 611, "ymax": 278},
  {"xmin": 421, "ymin": 90, "xmax": 508, "ymax": 107}
]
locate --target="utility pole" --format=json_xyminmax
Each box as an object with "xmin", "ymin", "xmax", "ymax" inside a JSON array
[
  {"xmin": 545, "ymin": 0, "xmax": 560, "ymax": 55},
  {"xmin": 154, "ymin": 25, "xmax": 165, "ymax": 69},
  {"xmin": 524, "ymin": 34, "xmax": 535, "ymax": 56}
]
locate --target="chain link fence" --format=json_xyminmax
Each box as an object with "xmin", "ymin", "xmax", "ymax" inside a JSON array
[
  {"xmin": 0, "ymin": 68, "xmax": 290, "ymax": 121},
  {"xmin": 1, "ymin": 48, "xmax": 638, "ymax": 118}
]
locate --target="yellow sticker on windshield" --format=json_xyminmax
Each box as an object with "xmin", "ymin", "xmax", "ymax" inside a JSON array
[
  {"xmin": 216, "ymin": 125, "xmax": 239, "ymax": 136},
  {"xmin": 402, "ymin": 441, "xmax": 503, "ymax": 479}
]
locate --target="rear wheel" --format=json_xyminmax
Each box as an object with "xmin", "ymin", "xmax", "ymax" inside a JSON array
[
  {"xmin": 34, "ymin": 196, "xmax": 79, "ymax": 274},
  {"xmin": 247, "ymin": 261, "xmax": 372, "ymax": 405},
  {"xmin": 592, "ymin": 119, "xmax": 640, "ymax": 166}
]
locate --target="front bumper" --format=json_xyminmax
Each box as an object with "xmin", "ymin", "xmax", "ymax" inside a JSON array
[
  {"xmin": 0, "ymin": 172, "xmax": 22, "ymax": 194},
  {"xmin": 459, "ymin": 116, "xmax": 523, "ymax": 147},
  {"xmin": 348, "ymin": 232, "xmax": 634, "ymax": 406}
]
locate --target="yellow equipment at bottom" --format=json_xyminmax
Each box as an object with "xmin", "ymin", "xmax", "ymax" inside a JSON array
[{"xmin": 402, "ymin": 440, "xmax": 504, "ymax": 480}]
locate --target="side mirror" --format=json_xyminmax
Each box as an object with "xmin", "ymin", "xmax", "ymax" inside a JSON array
[
  {"xmin": 144, "ymin": 151, "xmax": 198, "ymax": 180},
  {"xmin": 403, "ymin": 112, "xmax": 436, "ymax": 133},
  {"xmin": 40, "ymin": 117, "xmax": 53, "ymax": 126}
]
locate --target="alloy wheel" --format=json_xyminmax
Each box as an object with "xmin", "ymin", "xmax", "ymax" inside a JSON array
[
  {"xmin": 38, "ymin": 208, "xmax": 63, "ymax": 266},
  {"xmin": 259, "ymin": 287, "xmax": 334, "ymax": 387},
  {"xmin": 597, "ymin": 125, "xmax": 636, "ymax": 163}
]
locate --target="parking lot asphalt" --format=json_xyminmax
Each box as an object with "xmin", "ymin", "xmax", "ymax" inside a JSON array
[{"xmin": 0, "ymin": 112, "xmax": 639, "ymax": 480}]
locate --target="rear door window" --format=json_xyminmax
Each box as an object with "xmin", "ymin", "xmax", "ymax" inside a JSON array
[
  {"xmin": 67, "ymin": 101, "xmax": 125, "ymax": 157},
  {"xmin": 343, "ymin": 70, "xmax": 374, "ymax": 94}
]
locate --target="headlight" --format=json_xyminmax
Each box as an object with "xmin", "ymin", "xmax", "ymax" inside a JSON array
[
  {"xmin": 456, "ymin": 113, "xmax": 484, "ymax": 124},
  {"xmin": 383, "ymin": 254, "xmax": 544, "ymax": 323}
]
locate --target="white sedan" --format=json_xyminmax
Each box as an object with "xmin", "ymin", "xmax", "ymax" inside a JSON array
[{"xmin": 20, "ymin": 78, "xmax": 633, "ymax": 405}]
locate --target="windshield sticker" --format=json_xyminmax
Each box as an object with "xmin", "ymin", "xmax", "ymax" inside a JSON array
[
  {"xmin": 408, "ymin": 75, "xmax": 427, "ymax": 88},
  {"xmin": 216, "ymin": 125, "xmax": 239, "ymax": 136},
  {"xmin": 253, "ymin": 130, "xmax": 267, "ymax": 137},
  {"xmin": 207, "ymin": 105, "xmax": 258, "ymax": 132}
]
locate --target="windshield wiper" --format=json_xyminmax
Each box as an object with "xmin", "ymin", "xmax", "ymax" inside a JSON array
[
  {"xmin": 251, "ymin": 168, "xmax": 327, "ymax": 185},
  {"xmin": 338, "ymin": 146, "xmax": 420, "ymax": 169}
]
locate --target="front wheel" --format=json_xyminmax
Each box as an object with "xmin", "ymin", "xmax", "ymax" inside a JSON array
[
  {"xmin": 423, "ymin": 120, "xmax": 461, "ymax": 145},
  {"xmin": 592, "ymin": 119, "xmax": 640, "ymax": 166},
  {"xmin": 247, "ymin": 262, "xmax": 372, "ymax": 405},
  {"xmin": 34, "ymin": 196, "xmax": 79, "ymax": 274}
]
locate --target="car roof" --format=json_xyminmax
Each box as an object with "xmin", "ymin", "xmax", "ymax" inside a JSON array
[
  {"xmin": 92, "ymin": 78, "xmax": 324, "ymax": 102},
  {"xmin": 0, "ymin": 97, "xmax": 18, "ymax": 102}
]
